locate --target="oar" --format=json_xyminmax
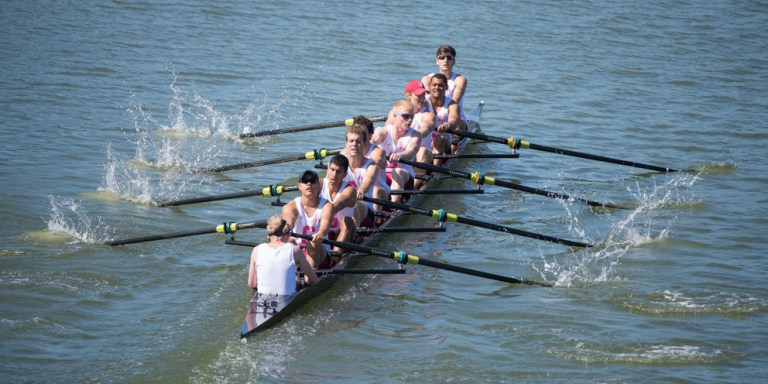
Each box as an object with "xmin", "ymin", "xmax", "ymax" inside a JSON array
[
  {"xmin": 292, "ymin": 233, "xmax": 550, "ymax": 286},
  {"xmin": 157, "ymin": 185, "xmax": 298, "ymax": 207},
  {"xmin": 106, "ymin": 219, "xmax": 267, "ymax": 246},
  {"xmin": 446, "ymin": 129, "xmax": 677, "ymax": 173},
  {"xmin": 434, "ymin": 153, "xmax": 519, "ymax": 159},
  {"xmin": 363, "ymin": 196, "xmax": 592, "ymax": 248},
  {"xmin": 239, "ymin": 115, "xmax": 388, "ymax": 139},
  {"xmin": 193, "ymin": 148, "xmax": 342, "ymax": 173},
  {"xmin": 157, "ymin": 184, "xmax": 480, "ymax": 208},
  {"xmin": 397, "ymin": 158, "xmax": 623, "ymax": 209}
]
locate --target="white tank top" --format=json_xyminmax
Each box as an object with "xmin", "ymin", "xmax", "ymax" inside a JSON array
[
  {"xmin": 255, "ymin": 242, "xmax": 297, "ymax": 295},
  {"xmin": 344, "ymin": 157, "xmax": 376, "ymax": 211},
  {"xmin": 380, "ymin": 125, "xmax": 417, "ymax": 177},
  {"xmin": 320, "ymin": 178, "xmax": 354, "ymax": 233},
  {"xmin": 426, "ymin": 96, "xmax": 453, "ymax": 142},
  {"xmin": 290, "ymin": 196, "xmax": 327, "ymax": 247},
  {"xmin": 428, "ymin": 71, "xmax": 466, "ymax": 119}
]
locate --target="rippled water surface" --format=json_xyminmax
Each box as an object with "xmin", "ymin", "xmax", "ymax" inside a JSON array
[{"xmin": 1, "ymin": 1, "xmax": 767, "ymax": 382}]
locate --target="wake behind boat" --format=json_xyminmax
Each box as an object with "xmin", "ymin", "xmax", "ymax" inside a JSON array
[{"xmin": 239, "ymin": 102, "xmax": 487, "ymax": 339}]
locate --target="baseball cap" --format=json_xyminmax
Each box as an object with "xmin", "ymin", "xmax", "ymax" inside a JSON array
[{"xmin": 405, "ymin": 80, "xmax": 427, "ymax": 95}]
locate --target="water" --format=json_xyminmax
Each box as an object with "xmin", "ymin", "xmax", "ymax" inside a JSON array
[{"xmin": 2, "ymin": 1, "xmax": 767, "ymax": 382}]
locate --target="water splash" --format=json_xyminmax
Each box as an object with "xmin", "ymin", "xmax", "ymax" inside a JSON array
[
  {"xmin": 99, "ymin": 71, "xmax": 313, "ymax": 205},
  {"xmin": 46, "ymin": 196, "xmax": 110, "ymax": 244},
  {"xmin": 537, "ymin": 172, "xmax": 701, "ymax": 286}
]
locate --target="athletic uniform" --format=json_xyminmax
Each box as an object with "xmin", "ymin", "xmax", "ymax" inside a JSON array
[
  {"xmin": 426, "ymin": 96, "xmax": 453, "ymax": 146},
  {"xmin": 344, "ymin": 157, "xmax": 378, "ymax": 228},
  {"xmin": 428, "ymin": 71, "xmax": 466, "ymax": 120},
  {"xmin": 254, "ymin": 243, "xmax": 297, "ymax": 295},
  {"xmin": 379, "ymin": 124, "xmax": 418, "ymax": 183},
  {"xmin": 289, "ymin": 196, "xmax": 331, "ymax": 268},
  {"xmin": 320, "ymin": 178, "xmax": 354, "ymax": 239}
]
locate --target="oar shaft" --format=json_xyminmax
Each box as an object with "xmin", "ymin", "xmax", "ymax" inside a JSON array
[
  {"xmin": 291, "ymin": 233, "xmax": 544, "ymax": 286},
  {"xmin": 397, "ymin": 158, "xmax": 620, "ymax": 209},
  {"xmin": 239, "ymin": 115, "xmax": 387, "ymax": 139},
  {"xmin": 195, "ymin": 148, "xmax": 341, "ymax": 173},
  {"xmin": 446, "ymin": 129, "xmax": 677, "ymax": 173},
  {"xmin": 107, "ymin": 220, "xmax": 267, "ymax": 246},
  {"xmin": 158, "ymin": 185, "xmax": 298, "ymax": 207},
  {"xmin": 362, "ymin": 196, "xmax": 591, "ymax": 247},
  {"xmin": 523, "ymin": 142, "xmax": 677, "ymax": 172}
]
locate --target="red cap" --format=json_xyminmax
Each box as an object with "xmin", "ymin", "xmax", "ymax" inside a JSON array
[{"xmin": 405, "ymin": 80, "xmax": 427, "ymax": 95}]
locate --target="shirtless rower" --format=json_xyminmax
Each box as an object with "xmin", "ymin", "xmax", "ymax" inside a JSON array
[
  {"xmin": 370, "ymin": 99, "xmax": 422, "ymax": 201},
  {"xmin": 427, "ymin": 73, "xmax": 466, "ymax": 156},
  {"xmin": 385, "ymin": 80, "xmax": 436, "ymax": 189}
]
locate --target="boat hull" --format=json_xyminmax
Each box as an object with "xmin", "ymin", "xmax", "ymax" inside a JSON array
[{"xmin": 240, "ymin": 102, "xmax": 485, "ymax": 338}]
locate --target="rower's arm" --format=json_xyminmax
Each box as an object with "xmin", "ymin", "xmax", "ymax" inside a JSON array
[
  {"xmin": 451, "ymin": 75, "xmax": 467, "ymax": 104},
  {"xmin": 247, "ymin": 247, "xmax": 259, "ymax": 289},
  {"xmin": 370, "ymin": 126, "xmax": 388, "ymax": 145},
  {"xmin": 399, "ymin": 131, "xmax": 423, "ymax": 161},
  {"xmin": 359, "ymin": 161, "xmax": 378, "ymax": 196},
  {"xmin": 294, "ymin": 245, "xmax": 318, "ymax": 285}
]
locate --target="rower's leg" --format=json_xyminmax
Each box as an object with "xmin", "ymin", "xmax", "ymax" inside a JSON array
[
  {"xmin": 450, "ymin": 120, "xmax": 468, "ymax": 153},
  {"xmin": 414, "ymin": 147, "xmax": 433, "ymax": 189},
  {"xmin": 389, "ymin": 168, "xmax": 410, "ymax": 202},
  {"xmin": 432, "ymin": 135, "xmax": 450, "ymax": 166}
]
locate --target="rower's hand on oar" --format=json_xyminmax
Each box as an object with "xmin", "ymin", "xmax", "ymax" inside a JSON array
[
  {"xmin": 356, "ymin": 190, "xmax": 365, "ymax": 201},
  {"xmin": 389, "ymin": 152, "xmax": 403, "ymax": 162},
  {"xmin": 311, "ymin": 231, "xmax": 325, "ymax": 248},
  {"xmin": 436, "ymin": 122, "xmax": 450, "ymax": 132}
]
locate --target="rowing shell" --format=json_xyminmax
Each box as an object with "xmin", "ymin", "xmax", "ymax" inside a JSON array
[{"xmin": 240, "ymin": 102, "xmax": 487, "ymax": 339}]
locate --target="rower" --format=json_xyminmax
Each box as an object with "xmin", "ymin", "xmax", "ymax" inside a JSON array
[
  {"xmin": 282, "ymin": 169, "xmax": 331, "ymax": 269},
  {"xmin": 318, "ymin": 154, "xmax": 358, "ymax": 260},
  {"xmin": 248, "ymin": 215, "xmax": 318, "ymax": 293},
  {"xmin": 422, "ymin": 44, "xmax": 468, "ymax": 120},
  {"xmin": 385, "ymin": 80, "xmax": 436, "ymax": 189},
  {"xmin": 341, "ymin": 123, "xmax": 381, "ymax": 229},
  {"xmin": 427, "ymin": 73, "xmax": 466, "ymax": 156},
  {"xmin": 352, "ymin": 115, "xmax": 389, "ymax": 212},
  {"xmin": 370, "ymin": 99, "xmax": 422, "ymax": 201}
]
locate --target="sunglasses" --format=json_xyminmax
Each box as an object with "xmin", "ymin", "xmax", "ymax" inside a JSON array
[
  {"xmin": 437, "ymin": 54, "xmax": 454, "ymax": 61},
  {"xmin": 300, "ymin": 176, "xmax": 318, "ymax": 184},
  {"xmin": 396, "ymin": 112, "xmax": 413, "ymax": 120}
]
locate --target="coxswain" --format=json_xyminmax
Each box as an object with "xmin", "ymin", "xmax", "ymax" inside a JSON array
[{"xmin": 248, "ymin": 215, "xmax": 318, "ymax": 294}]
